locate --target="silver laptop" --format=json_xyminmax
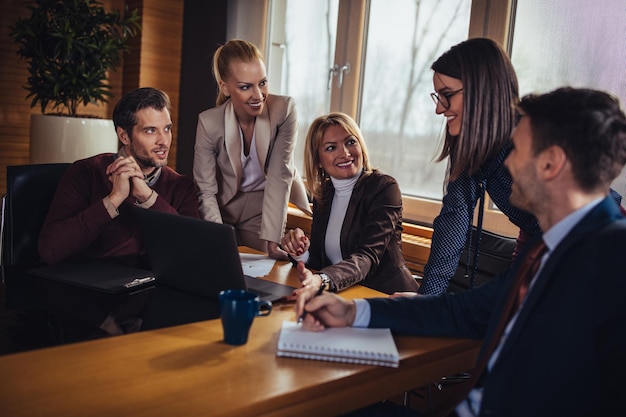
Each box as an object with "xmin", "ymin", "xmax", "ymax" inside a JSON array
[{"xmin": 133, "ymin": 208, "xmax": 295, "ymax": 302}]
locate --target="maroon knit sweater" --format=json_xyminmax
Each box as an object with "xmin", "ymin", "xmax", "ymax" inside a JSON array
[{"xmin": 38, "ymin": 153, "xmax": 199, "ymax": 265}]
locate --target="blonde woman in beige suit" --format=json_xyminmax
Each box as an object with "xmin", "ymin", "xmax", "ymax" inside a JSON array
[{"xmin": 194, "ymin": 39, "xmax": 310, "ymax": 260}]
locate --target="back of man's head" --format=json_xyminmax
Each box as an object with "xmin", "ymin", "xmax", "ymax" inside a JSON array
[
  {"xmin": 113, "ymin": 87, "xmax": 171, "ymax": 133},
  {"xmin": 518, "ymin": 87, "xmax": 626, "ymax": 192}
]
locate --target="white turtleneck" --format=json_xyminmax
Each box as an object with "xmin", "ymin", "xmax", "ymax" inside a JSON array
[{"xmin": 324, "ymin": 171, "xmax": 362, "ymax": 264}]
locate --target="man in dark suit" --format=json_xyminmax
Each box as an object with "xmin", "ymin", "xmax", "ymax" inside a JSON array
[{"xmin": 295, "ymin": 87, "xmax": 626, "ymax": 417}]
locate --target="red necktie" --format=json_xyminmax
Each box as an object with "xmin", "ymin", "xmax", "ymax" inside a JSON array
[
  {"xmin": 434, "ymin": 239, "xmax": 548, "ymax": 417},
  {"xmin": 512, "ymin": 240, "xmax": 547, "ymax": 313}
]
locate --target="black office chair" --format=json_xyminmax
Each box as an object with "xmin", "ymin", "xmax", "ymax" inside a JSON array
[
  {"xmin": 1, "ymin": 164, "xmax": 156, "ymax": 348},
  {"xmin": 447, "ymin": 227, "xmax": 517, "ymax": 293},
  {"xmin": 1, "ymin": 163, "xmax": 70, "ymax": 269},
  {"xmin": 0, "ymin": 164, "xmax": 70, "ymax": 350}
]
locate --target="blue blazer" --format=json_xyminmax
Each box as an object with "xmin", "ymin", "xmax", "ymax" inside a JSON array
[{"xmin": 367, "ymin": 196, "xmax": 626, "ymax": 416}]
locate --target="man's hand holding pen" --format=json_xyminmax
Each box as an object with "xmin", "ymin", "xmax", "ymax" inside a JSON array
[
  {"xmin": 293, "ymin": 261, "xmax": 356, "ymax": 331},
  {"xmin": 296, "ymin": 277, "xmax": 326, "ymax": 324},
  {"xmin": 295, "ymin": 291, "xmax": 357, "ymax": 331}
]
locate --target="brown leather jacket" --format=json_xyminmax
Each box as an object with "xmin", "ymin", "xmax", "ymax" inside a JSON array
[{"xmin": 307, "ymin": 170, "xmax": 418, "ymax": 294}]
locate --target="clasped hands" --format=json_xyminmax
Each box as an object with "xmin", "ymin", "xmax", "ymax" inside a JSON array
[
  {"xmin": 280, "ymin": 227, "xmax": 309, "ymax": 257},
  {"xmin": 106, "ymin": 155, "xmax": 153, "ymax": 208},
  {"xmin": 266, "ymin": 227, "xmax": 310, "ymax": 261}
]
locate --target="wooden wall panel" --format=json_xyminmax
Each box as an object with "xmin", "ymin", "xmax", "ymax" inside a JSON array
[
  {"xmin": 135, "ymin": 0, "xmax": 184, "ymax": 170},
  {"xmin": 1, "ymin": 0, "xmax": 36, "ymax": 197},
  {"xmin": 0, "ymin": 0, "xmax": 183, "ymax": 197}
]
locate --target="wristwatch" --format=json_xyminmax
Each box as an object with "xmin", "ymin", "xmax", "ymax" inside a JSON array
[{"xmin": 318, "ymin": 273, "xmax": 336, "ymax": 293}]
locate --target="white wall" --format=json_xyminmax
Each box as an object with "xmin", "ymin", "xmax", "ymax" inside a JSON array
[{"xmin": 226, "ymin": 0, "xmax": 267, "ymax": 48}]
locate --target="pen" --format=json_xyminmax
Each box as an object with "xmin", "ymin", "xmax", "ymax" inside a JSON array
[
  {"xmin": 278, "ymin": 243, "xmax": 299, "ymax": 267},
  {"xmin": 124, "ymin": 276, "xmax": 155, "ymax": 288},
  {"xmin": 297, "ymin": 279, "xmax": 326, "ymax": 323}
]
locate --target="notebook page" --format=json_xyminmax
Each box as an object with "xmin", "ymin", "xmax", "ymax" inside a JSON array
[{"xmin": 276, "ymin": 320, "xmax": 399, "ymax": 367}]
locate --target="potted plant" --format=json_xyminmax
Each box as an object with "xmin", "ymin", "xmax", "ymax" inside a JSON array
[{"xmin": 9, "ymin": 0, "xmax": 140, "ymax": 164}]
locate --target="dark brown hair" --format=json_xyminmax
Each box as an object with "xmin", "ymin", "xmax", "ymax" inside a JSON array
[
  {"xmin": 112, "ymin": 87, "xmax": 171, "ymax": 133},
  {"xmin": 431, "ymin": 38, "xmax": 519, "ymax": 181},
  {"xmin": 518, "ymin": 87, "xmax": 626, "ymax": 191}
]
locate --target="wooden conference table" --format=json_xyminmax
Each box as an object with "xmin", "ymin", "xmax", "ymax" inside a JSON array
[{"xmin": 0, "ymin": 252, "xmax": 480, "ymax": 417}]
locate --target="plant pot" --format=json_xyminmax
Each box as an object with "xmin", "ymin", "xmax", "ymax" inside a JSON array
[{"xmin": 29, "ymin": 114, "xmax": 119, "ymax": 164}]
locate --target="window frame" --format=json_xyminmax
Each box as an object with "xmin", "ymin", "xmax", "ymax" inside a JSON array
[
  {"xmin": 400, "ymin": 0, "xmax": 518, "ymax": 235},
  {"xmin": 256, "ymin": 0, "xmax": 521, "ymax": 236},
  {"xmin": 346, "ymin": 0, "xmax": 519, "ymax": 235}
]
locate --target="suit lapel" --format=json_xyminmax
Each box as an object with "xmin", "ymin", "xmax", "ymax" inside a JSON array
[
  {"xmin": 224, "ymin": 101, "xmax": 242, "ymax": 186},
  {"xmin": 493, "ymin": 197, "xmax": 621, "ymax": 365},
  {"xmin": 314, "ymin": 189, "xmax": 334, "ymax": 267}
]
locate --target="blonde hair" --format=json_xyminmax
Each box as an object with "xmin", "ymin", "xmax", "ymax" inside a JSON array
[
  {"xmin": 212, "ymin": 39, "xmax": 265, "ymax": 106},
  {"xmin": 303, "ymin": 112, "xmax": 372, "ymax": 202}
]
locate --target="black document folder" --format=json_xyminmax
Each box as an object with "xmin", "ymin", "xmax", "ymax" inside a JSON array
[{"xmin": 28, "ymin": 259, "xmax": 155, "ymax": 294}]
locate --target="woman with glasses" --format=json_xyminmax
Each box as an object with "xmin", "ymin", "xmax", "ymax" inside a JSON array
[
  {"xmin": 417, "ymin": 37, "xmax": 542, "ymax": 295},
  {"xmin": 194, "ymin": 39, "xmax": 311, "ymax": 260}
]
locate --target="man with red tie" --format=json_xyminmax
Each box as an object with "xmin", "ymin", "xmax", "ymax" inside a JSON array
[{"xmin": 294, "ymin": 87, "xmax": 626, "ymax": 417}]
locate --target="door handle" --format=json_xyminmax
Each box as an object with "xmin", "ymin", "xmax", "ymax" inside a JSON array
[{"xmin": 327, "ymin": 63, "xmax": 351, "ymax": 89}]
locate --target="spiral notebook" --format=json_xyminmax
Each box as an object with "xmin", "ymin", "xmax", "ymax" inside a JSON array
[{"xmin": 276, "ymin": 321, "xmax": 399, "ymax": 368}]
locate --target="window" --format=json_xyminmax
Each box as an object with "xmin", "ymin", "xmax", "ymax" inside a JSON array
[
  {"xmin": 259, "ymin": 0, "xmax": 626, "ymax": 236},
  {"xmin": 266, "ymin": 0, "xmax": 339, "ymax": 182},
  {"xmin": 510, "ymin": 0, "xmax": 626, "ymax": 200},
  {"xmin": 267, "ymin": 0, "xmax": 473, "ymax": 227},
  {"xmin": 512, "ymin": 0, "xmax": 626, "ymax": 103},
  {"xmin": 359, "ymin": 0, "xmax": 470, "ymax": 201}
]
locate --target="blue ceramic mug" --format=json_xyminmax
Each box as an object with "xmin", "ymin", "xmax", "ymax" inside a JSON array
[{"xmin": 218, "ymin": 289, "xmax": 272, "ymax": 345}]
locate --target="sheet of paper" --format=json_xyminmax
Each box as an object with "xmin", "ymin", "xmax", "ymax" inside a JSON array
[{"xmin": 239, "ymin": 253, "xmax": 276, "ymax": 277}]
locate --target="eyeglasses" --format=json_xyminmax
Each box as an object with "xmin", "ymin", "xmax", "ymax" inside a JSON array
[{"xmin": 430, "ymin": 88, "xmax": 463, "ymax": 109}]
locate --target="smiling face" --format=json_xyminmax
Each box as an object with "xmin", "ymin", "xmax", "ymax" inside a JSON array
[
  {"xmin": 119, "ymin": 107, "xmax": 172, "ymax": 173},
  {"xmin": 432, "ymin": 72, "xmax": 464, "ymax": 136},
  {"xmin": 219, "ymin": 58, "xmax": 268, "ymax": 123},
  {"xmin": 317, "ymin": 125, "xmax": 363, "ymax": 180},
  {"xmin": 505, "ymin": 116, "xmax": 542, "ymax": 214}
]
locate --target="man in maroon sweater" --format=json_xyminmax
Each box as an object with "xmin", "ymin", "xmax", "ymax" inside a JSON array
[{"xmin": 38, "ymin": 87, "xmax": 199, "ymax": 267}]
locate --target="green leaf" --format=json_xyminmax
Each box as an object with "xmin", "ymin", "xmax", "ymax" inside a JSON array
[{"xmin": 9, "ymin": 0, "xmax": 142, "ymax": 116}]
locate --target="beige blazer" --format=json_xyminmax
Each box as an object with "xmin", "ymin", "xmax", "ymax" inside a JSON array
[{"xmin": 193, "ymin": 94, "xmax": 311, "ymax": 243}]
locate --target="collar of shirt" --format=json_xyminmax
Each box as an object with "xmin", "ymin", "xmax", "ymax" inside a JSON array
[
  {"xmin": 330, "ymin": 168, "xmax": 362, "ymax": 195},
  {"xmin": 541, "ymin": 196, "xmax": 604, "ymax": 253},
  {"xmin": 487, "ymin": 195, "xmax": 605, "ymax": 371}
]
